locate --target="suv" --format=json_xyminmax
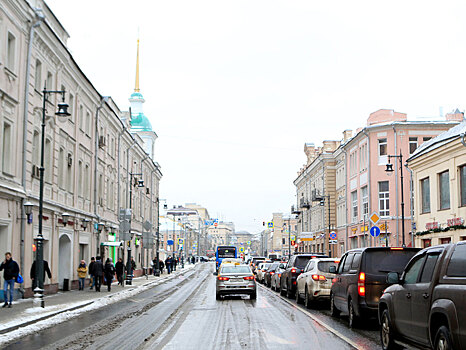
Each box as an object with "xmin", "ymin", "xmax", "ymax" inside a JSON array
[
  {"xmin": 330, "ymin": 247, "xmax": 419, "ymax": 328},
  {"xmin": 250, "ymin": 256, "xmax": 267, "ymax": 274},
  {"xmin": 379, "ymin": 242, "xmax": 466, "ymax": 350},
  {"xmin": 280, "ymin": 253, "xmax": 328, "ymax": 298}
]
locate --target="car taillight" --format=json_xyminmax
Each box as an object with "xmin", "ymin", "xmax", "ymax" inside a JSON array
[
  {"xmin": 278, "ymin": 273, "xmax": 281, "ymax": 277},
  {"xmin": 311, "ymin": 274, "xmax": 326, "ymax": 281},
  {"xmin": 243, "ymin": 276, "xmax": 255, "ymax": 280},
  {"xmin": 218, "ymin": 276, "xmax": 230, "ymax": 281},
  {"xmin": 390, "ymin": 247, "xmax": 403, "ymax": 250},
  {"xmin": 291, "ymin": 268, "xmax": 296, "ymax": 273},
  {"xmin": 270, "ymin": 272, "xmax": 275, "ymax": 275},
  {"xmin": 358, "ymin": 272, "xmax": 365, "ymax": 297},
  {"xmin": 262, "ymin": 269, "xmax": 266, "ymax": 272},
  {"xmin": 332, "ymin": 277, "xmax": 337, "ymax": 284}
]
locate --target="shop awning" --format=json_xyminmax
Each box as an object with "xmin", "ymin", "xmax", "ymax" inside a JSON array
[{"xmin": 101, "ymin": 241, "xmax": 123, "ymax": 247}]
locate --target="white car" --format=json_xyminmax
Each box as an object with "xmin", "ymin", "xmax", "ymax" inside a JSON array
[
  {"xmin": 255, "ymin": 262, "xmax": 273, "ymax": 284},
  {"xmin": 295, "ymin": 258, "xmax": 339, "ymax": 308}
]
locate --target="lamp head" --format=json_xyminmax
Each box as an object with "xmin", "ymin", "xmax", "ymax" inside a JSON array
[
  {"xmin": 81, "ymin": 218, "xmax": 90, "ymax": 230},
  {"xmin": 24, "ymin": 201, "xmax": 33, "ymax": 215},
  {"xmin": 56, "ymin": 102, "xmax": 71, "ymax": 117},
  {"xmin": 62, "ymin": 212, "xmax": 71, "ymax": 226},
  {"xmin": 138, "ymin": 180, "xmax": 144, "ymax": 188},
  {"xmin": 385, "ymin": 163, "xmax": 394, "ymax": 176}
]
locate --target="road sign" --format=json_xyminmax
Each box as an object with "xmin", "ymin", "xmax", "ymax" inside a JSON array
[
  {"xmin": 143, "ymin": 220, "xmax": 152, "ymax": 231},
  {"xmin": 239, "ymin": 247, "xmax": 244, "ymax": 253},
  {"xmin": 329, "ymin": 240, "xmax": 338, "ymax": 244},
  {"xmin": 370, "ymin": 226, "xmax": 381, "ymax": 237},
  {"xmin": 247, "ymin": 241, "xmax": 251, "ymax": 245},
  {"xmin": 214, "ymin": 222, "xmax": 218, "ymax": 227},
  {"xmin": 178, "ymin": 238, "xmax": 184, "ymax": 245},
  {"xmin": 329, "ymin": 231, "xmax": 337, "ymax": 240},
  {"xmin": 369, "ymin": 212, "xmax": 380, "ymax": 225},
  {"xmin": 167, "ymin": 239, "xmax": 174, "ymax": 246},
  {"xmin": 267, "ymin": 222, "xmax": 274, "ymax": 228}
]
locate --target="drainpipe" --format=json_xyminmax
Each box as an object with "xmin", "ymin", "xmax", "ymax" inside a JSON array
[
  {"xmin": 392, "ymin": 125, "xmax": 399, "ymax": 246},
  {"xmin": 341, "ymin": 146, "xmax": 348, "ymax": 253},
  {"xmin": 93, "ymin": 97, "xmax": 109, "ymax": 256},
  {"xmin": 20, "ymin": 9, "xmax": 44, "ymax": 278},
  {"xmin": 362, "ymin": 129, "xmax": 371, "ymax": 246},
  {"xmin": 116, "ymin": 127, "xmax": 126, "ymax": 213},
  {"xmin": 405, "ymin": 164, "xmax": 415, "ymax": 247}
]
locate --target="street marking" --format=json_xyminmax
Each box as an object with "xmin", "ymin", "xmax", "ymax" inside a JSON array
[{"xmin": 258, "ymin": 284, "xmax": 359, "ymax": 349}]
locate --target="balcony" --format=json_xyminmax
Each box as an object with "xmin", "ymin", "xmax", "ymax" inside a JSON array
[{"xmin": 299, "ymin": 198, "xmax": 310, "ymax": 209}]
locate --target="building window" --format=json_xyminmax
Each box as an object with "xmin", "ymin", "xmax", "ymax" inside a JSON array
[
  {"xmin": 378, "ymin": 138, "xmax": 387, "ymax": 156},
  {"xmin": 32, "ymin": 131, "xmax": 40, "ymax": 163},
  {"xmin": 84, "ymin": 164, "xmax": 90, "ymax": 200},
  {"xmin": 7, "ymin": 32, "xmax": 16, "ymax": 71},
  {"xmin": 78, "ymin": 161, "xmax": 83, "ymax": 197},
  {"xmin": 460, "ymin": 165, "xmax": 466, "ymax": 207},
  {"xmin": 439, "ymin": 170, "xmax": 450, "ymax": 210},
  {"xmin": 351, "ymin": 191, "xmax": 358, "ymax": 223},
  {"xmin": 44, "ymin": 139, "xmax": 52, "ymax": 183},
  {"xmin": 423, "ymin": 137, "xmax": 431, "ymax": 142},
  {"xmin": 409, "ymin": 137, "xmax": 418, "ymax": 154},
  {"xmin": 379, "ymin": 181, "xmax": 390, "ymax": 216},
  {"xmin": 86, "ymin": 112, "xmax": 91, "ymax": 135},
  {"xmin": 421, "ymin": 177, "xmax": 430, "ymax": 213},
  {"xmin": 68, "ymin": 94, "xmax": 74, "ymax": 122},
  {"xmin": 422, "ymin": 239, "xmax": 431, "ymax": 248},
  {"xmin": 35, "ymin": 59, "xmax": 42, "ymax": 91},
  {"xmin": 46, "ymin": 72, "xmax": 53, "ymax": 90},
  {"xmin": 359, "ymin": 143, "xmax": 367, "ymax": 172},
  {"xmin": 58, "ymin": 148, "xmax": 64, "ymax": 188},
  {"xmin": 440, "ymin": 237, "xmax": 451, "ymax": 245},
  {"xmin": 67, "ymin": 153, "xmax": 73, "ymax": 193},
  {"xmin": 79, "ymin": 105, "xmax": 84, "ymax": 130},
  {"xmin": 361, "ymin": 186, "xmax": 368, "ymax": 220},
  {"xmin": 2, "ymin": 123, "xmax": 12, "ymax": 174}
]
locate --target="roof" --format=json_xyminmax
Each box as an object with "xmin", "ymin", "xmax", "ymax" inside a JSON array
[{"xmin": 407, "ymin": 121, "xmax": 466, "ymax": 161}]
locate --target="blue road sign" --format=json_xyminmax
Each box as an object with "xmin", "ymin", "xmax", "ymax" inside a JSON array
[
  {"xmin": 370, "ymin": 226, "xmax": 381, "ymax": 237},
  {"xmin": 329, "ymin": 231, "xmax": 337, "ymax": 240},
  {"xmin": 268, "ymin": 222, "xmax": 273, "ymax": 228},
  {"xmin": 167, "ymin": 240, "xmax": 174, "ymax": 246}
]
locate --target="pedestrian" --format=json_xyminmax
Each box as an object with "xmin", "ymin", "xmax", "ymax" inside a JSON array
[
  {"xmin": 130, "ymin": 256, "xmax": 136, "ymax": 276},
  {"xmin": 158, "ymin": 259, "xmax": 164, "ymax": 274},
  {"xmin": 191, "ymin": 256, "xmax": 195, "ymax": 264},
  {"xmin": 104, "ymin": 258, "xmax": 115, "ymax": 292},
  {"xmin": 151, "ymin": 258, "xmax": 157, "ymax": 276},
  {"xmin": 30, "ymin": 259, "xmax": 52, "ymax": 290},
  {"xmin": 93, "ymin": 256, "xmax": 104, "ymax": 292},
  {"xmin": 0, "ymin": 252, "xmax": 19, "ymax": 308},
  {"xmin": 173, "ymin": 256, "xmax": 177, "ymax": 271},
  {"xmin": 115, "ymin": 258, "xmax": 124, "ymax": 286},
  {"xmin": 88, "ymin": 257, "xmax": 96, "ymax": 290},
  {"xmin": 77, "ymin": 260, "xmax": 87, "ymax": 290},
  {"xmin": 165, "ymin": 256, "xmax": 172, "ymax": 274}
]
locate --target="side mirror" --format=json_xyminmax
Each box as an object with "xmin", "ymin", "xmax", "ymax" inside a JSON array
[
  {"xmin": 279, "ymin": 263, "xmax": 285, "ymax": 269},
  {"xmin": 213, "ymin": 271, "xmax": 218, "ymax": 276},
  {"xmin": 386, "ymin": 272, "xmax": 399, "ymax": 284},
  {"xmin": 329, "ymin": 266, "xmax": 337, "ymax": 274}
]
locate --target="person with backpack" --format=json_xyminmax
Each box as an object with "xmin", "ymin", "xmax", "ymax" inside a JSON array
[
  {"xmin": 0, "ymin": 252, "xmax": 19, "ymax": 308},
  {"xmin": 104, "ymin": 258, "xmax": 115, "ymax": 292}
]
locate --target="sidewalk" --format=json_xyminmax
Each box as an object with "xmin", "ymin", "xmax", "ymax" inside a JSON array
[{"xmin": 0, "ymin": 263, "xmax": 197, "ymax": 343}]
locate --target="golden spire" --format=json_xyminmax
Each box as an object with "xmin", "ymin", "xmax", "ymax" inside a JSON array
[{"xmin": 134, "ymin": 38, "xmax": 140, "ymax": 92}]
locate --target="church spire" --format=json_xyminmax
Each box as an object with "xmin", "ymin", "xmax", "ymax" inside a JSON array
[{"xmin": 134, "ymin": 38, "xmax": 140, "ymax": 92}]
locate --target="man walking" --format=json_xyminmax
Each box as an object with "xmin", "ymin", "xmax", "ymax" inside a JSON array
[
  {"xmin": 93, "ymin": 256, "xmax": 104, "ymax": 292},
  {"xmin": 165, "ymin": 256, "xmax": 172, "ymax": 274},
  {"xmin": 115, "ymin": 258, "xmax": 124, "ymax": 286},
  {"xmin": 30, "ymin": 259, "xmax": 52, "ymax": 290},
  {"xmin": 0, "ymin": 252, "xmax": 19, "ymax": 308},
  {"xmin": 88, "ymin": 257, "xmax": 96, "ymax": 290},
  {"xmin": 104, "ymin": 258, "xmax": 115, "ymax": 292}
]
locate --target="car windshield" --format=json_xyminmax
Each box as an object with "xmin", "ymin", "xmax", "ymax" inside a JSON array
[
  {"xmin": 221, "ymin": 266, "xmax": 251, "ymax": 274},
  {"xmin": 295, "ymin": 257, "xmax": 311, "ymax": 268},
  {"xmin": 365, "ymin": 250, "xmax": 419, "ymax": 274},
  {"xmin": 318, "ymin": 261, "xmax": 338, "ymax": 273}
]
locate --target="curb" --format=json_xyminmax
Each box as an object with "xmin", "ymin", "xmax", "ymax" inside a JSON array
[{"xmin": 0, "ymin": 264, "xmax": 197, "ymax": 336}]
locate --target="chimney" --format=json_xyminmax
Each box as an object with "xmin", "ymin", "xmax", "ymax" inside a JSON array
[
  {"xmin": 304, "ymin": 143, "xmax": 316, "ymax": 165},
  {"xmin": 342, "ymin": 129, "xmax": 352, "ymax": 142},
  {"xmin": 445, "ymin": 109, "xmax": 464, "ymax": 122}
]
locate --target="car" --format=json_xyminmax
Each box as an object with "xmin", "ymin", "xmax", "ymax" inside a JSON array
[
  {"xmin": 280, "ymin": 253, "xmax": 328, "ymax": 298},
  {"xmin": 296, "ymin": 258, "xmax": 339, "ymax": 308},
  {"xmin": 250, "ymin": 256, "xmax": 267, "ymax": 273},
  {"xmin": 215, "ymin": 264, "xmax": 257, "ymax": 300},
  {"xmin": 264, "ymin": 262, "xmax": 280, "ymax": 287},
  {"xmin": 330, "ymin": 246, "xmax": 420, "ymax": 328},
  {"xmin": 378, "ymin": 242, "xmax": 466, "ymax": 350},
  {"xmin": 219, "ymin": 258, "xmax": 243, "ymax": 267},
  {"xmin": 256, "ymin": 262, "xmax": 273, "ymax": 284},
  {"xmin": 271, "ymin": 263, "xmax": 286, "ymax": 291}
]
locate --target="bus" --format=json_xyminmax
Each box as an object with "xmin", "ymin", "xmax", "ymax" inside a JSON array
[{"xmin": 216, "ymin": 246, "xmax": 237, "ymax": 270}]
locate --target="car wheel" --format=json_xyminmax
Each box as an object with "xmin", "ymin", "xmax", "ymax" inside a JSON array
[
  {"xmin": 304, "ymin": 287, "xmax": 312, "ymax": 309},
  {"xmin": 250, "ymin": 291, "xmax": 257, "ymax": 300},
  {"xmin": 280, "ymin": 281, "xmax": 287, "ymax": 296},
  {"xmin": 348, "ymin": 300, "xmax": 359, "ymax": 328},
  {"xmin": 286, "ymin": 281, "xmax": 294, "ymax": 299},
  {"xmin": 330, "ymin": 293, "xmax": 340, "ymax": 317},
  {"xmin": 296, "ymin": 287, "xmax": 303, "ymax": 304},
  {"xmin": 216, "ymin": 293, "xmax": 221, "ymax": 300},
  {"xmin": 380, "ymin": 309, "xmax": 395, "ymax": 350},
  {"xmin": 434, "ymin": 325, "xmax": 453, "ymax": 350}
]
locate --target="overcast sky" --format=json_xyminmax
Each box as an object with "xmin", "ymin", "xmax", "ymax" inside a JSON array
[{"xmin": 46, "ymin": 0, "xmax": 466, "ymax": 233}]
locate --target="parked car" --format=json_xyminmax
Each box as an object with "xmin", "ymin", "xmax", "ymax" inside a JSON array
[
  {"xmin": 264, "ymin": 262, "xmax": 279, "ymax": 287},
  {"xmin": 296, "ymin": 258, "xmax": 340, "ymax": 308},
  {"xmin": 378, "ymin": 242, "xmax": 466, "ymax": 350},
  {"xmin": 216, "ymin": 264, "xmax": 257, "ymax": 300},
  {"xmin": 250, "ymin": 256, "xmax": 267, "ymax": 274},
  {"xmin": 280, "ymin": 253, "xmax": 328, "ymax": 298},
  {"xmin": 330, "ymin": 247, "xmax": 420, "ymax": 328},
  {"xmin": 256, "ymin": 263, "xmax": 273, "ymax": 284},
  {"xmin": 271, "ymin": 263, "xmax": 286, "ymax": 291}
]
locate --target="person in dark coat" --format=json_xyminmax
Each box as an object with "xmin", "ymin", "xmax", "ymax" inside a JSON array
[
  {"xmin": 158, "ymin": 259, "xmax": 164, "ymax": 274},
  {"xmin": 30, "ymin": 259, "xmax": 52, "ymax": 290},
  {"xmin": 0, "ymin": 252, "xmax": 19, "ymax": 307},
  {"xmin": 172, "ymin": 256, "xmax": 177, "ymax": 271},
  {"xmin": 115, "ymin": 258, "xmax": 125, "ymax": 286},
  {"xmin": 93, "ymin": 256, "xmax": 104, "ymax": 292},
  {"xmin": 88, "ymin": 257, "xmax": 96, "ymax": 290},
  {"xmin": 165, "ymin": 256, "xmax": 172, "ymax": 274},
  {"xmin": 104, "ymin": 258, "xmax": 115, "ymax": 292},
  {"xmin": 130, "ymin": 257, "xmax": 136, "ymax": 276}
]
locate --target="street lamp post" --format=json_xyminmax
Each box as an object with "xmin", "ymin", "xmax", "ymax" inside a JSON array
[
  {"xmin": 127, "ymin": 172, "xmax": 144, "ymax": 285},
  {"xmin": 385, "ymin": 151, "xmax": 406, "ymax": 247},
  {"xmin": 36, "ymin": 84, "xmax": 70, "ymax": 307}
]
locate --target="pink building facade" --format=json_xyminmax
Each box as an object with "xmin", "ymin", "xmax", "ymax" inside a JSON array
[{"xmin": 339, "ymin": 109, "xmax": 461, "ymax": 251}]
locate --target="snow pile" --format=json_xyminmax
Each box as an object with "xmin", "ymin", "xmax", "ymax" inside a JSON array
[{"xmin": 0, "ymin": 265, "xmax": 195, "ymax": 346}]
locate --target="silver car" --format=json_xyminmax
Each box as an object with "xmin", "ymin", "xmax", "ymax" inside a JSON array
[{"xmin": 216, "ymin": 264, "xmax": 257, "ymax": 300}]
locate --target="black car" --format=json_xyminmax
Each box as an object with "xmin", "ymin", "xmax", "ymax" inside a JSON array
[
  {"xmin": 280, "ymin": 253, "xmax": 328, "ymax": 298},
  {"xmin": 330, "ymin": 247, "xmax": 420, "ymax": 328},
  {"xmin": 264, "ymin": 262, "xmax": 280, "ymax": 287}
]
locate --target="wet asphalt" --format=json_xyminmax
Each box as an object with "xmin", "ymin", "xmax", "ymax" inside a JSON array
[{"xmin": 2, "ymin": 263, "xmax": 419, "ymax": 350}]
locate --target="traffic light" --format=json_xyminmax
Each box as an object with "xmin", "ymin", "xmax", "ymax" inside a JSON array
[{"xmin": 263, "ymin": 221, "xmax": 265, "ymax": 226}]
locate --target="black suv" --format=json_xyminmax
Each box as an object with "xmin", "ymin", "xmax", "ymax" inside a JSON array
[
  {"xmin": 280, "ymin": 253, "xmax": 328, "ymax": 298},
  {"xmin": 379, "ymin": 242, "xmax": 466, "ymax": 350},
  {"xmin": 330, "ymin": 247, "xmax": 419, "ymax": 327}
]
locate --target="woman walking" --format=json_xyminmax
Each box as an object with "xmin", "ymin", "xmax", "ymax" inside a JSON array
[{"xmin": 77, "ymin": 260, "xmax": 87, "ymax": 290}]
